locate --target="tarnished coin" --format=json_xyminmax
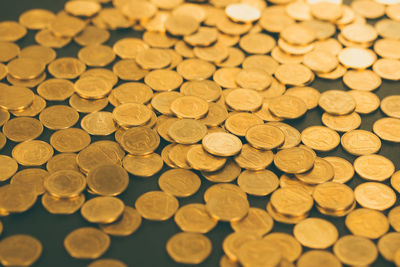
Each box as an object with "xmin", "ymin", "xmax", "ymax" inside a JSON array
[
  {"xmin": 10, "ymin": 168, "xmax": 47, "ymax": 196},
  {"xmin": 0, "ymin": 184, "xmax": 37, "ymax": 213}
]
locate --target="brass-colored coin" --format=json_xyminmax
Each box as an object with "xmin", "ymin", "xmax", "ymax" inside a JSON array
[
  {"xmin": 0, "ymin": 85, "xmax": 34, "ymax": 111},
  {"xmin": 0, "ymin": 21, "xmax": 27, "ymax": 42},
  {"xmin": 87, "ymin": 164, "xmax": 129, "ymax": 196},
  {"xmin": 313, "ymin": 38, "xmax": 342, "ymax": 55},
  {"xmin": 343, "ymin": 70, "xmax": 381, "ymax": 91},
  {"xmin": 78, "ymin": 44, "xmax": 115, "ymax": 67},
  {"xmin": 64, "ymin": 227, "xmax": 110, "ymax": 259},
  {"xmin": 166, "ymin": 232, "xmax": 211, "ymax": 265},
  {"xmin": 374, "ymin": 38, "xmax": 400, "ymax": 59},
  {"xmin": 319, "ymin": 90, "xmax": 356, "ymax": 115},
  {"xmin": 225, "ymin": 112, "xmax": 264, "ymax": 137},
  {"xmin": 321, "ymin": 112, "xmax": 361, "ymax": 133},
  {"xmin": 373, "ymin": 58, "xmax": 400, "ymax": 80},
  {"xmin": 144, "ymin": 69, "xmax": 183, "ymax": 92},
  {"xmin": 0, "ymin": 42, "xmax": 20, "ymax": 63},
  {"xmin": 374, "ymin": 117, "xmax": 400, "ymax": 142},
  {"xmin": 35, "ymin": 29, "xmax": 72, "ymax": 48},
  {"xmin": 121, "ymin": 0, "xmax": 157, "ymax": 21},
  {"xmin": 3, "ymin": 117, "xmax": 43, "ymax": 142},
  {"xmin": 48, "ymin": 57, "xmax": 86, "ymax": 79},
  {"xmin": 74, "ymin": 76, "xmax": 112, "ymax": 100},
  {"xmin": 46, "ymin": 153, "xmax": 79, "ymax": 173},
  {"xmin": 50, "ymin": 128, "xmax": 91, "ymax": 153},
  {"xmin": 112, "ymin": 103, "xmax": 152, "ymax": 127},
  {"xmin": 113, "ymin": 82, "xmax": 153, "ymax": 105},
  {"xmin": 354, "ymin": 154, "xmax": 395, "ymax": 181},
  {"xmin": 324, "ymin": 156, "xmax": 354, "ymax": 183},
  {"xmin": 341, "ymin": 129, "xmax": 381, "ymax": 156},
  {"xmin": 81, "ymin": 196, "xmax": 124, "ymax": 224},
  {"xmin": 0, "ymin": 63, "xmax": 6, "ymax": 80},
  {"xmin": 375, "ymin": 18, "xmax": 400, "ymax": 39},
  {"xmin": 113, "ymin": 38, "xmax": 148, "ymax": 59},
  {"xmin": 234, "ymin": 144, "xmax": 274, "ymax": 171},
  {"xmin": 259, "ymin": 11, "xmax": 295, "ymax": 33},
  {"xmin": 11, "ymin": 168, "xmax": 47, "ymax": 196},
  {"xmin": 206, "ymin": 188, "xmax": 249, "ymax": 222},
  {"xmin": 119, "ymin": 126, "xmax": 159, "ymax": 155},
  {"xmin": 297, "ymin": 250, "xmax": 341, "ymax": 267},
  {"xmin": 274, "ymin": 147, "xmax": 315, "ymax": 174},
  {"xmin": 279, "ymin": 174, "xmax": 315, "ymax": 195},
  {"xmin": 158, "ymin": 169, "xmax": 201, "ymax": 198},
  {"xmin": 238, "ymin": 239, "xmax": 282, "ymax": 267},
  {"xmin": 135, "ymin": 190, "xmax": 178, "ymax": 221},
  {"xmin": 64, "ymin": 0, "xmax": 101, "ymax": 17},
  {"xmin": 7, "ymin": 72, "xmax": 46, "ymax": 88},
  {"xmin": 37, "ymin": 79, "xmax": 74, "ymax": 101},
  {"xmin": 238, "ymin": 169, "xmax": 279, "ymax": 196},
  {"xmin": 303, "ymin": 50, "xmax": 338, "ymax": 73},
  {"xmin": 345, "ymin": 208, "xmax": 389, "ymax": 239},
  {"xmin": 99, "ymin": 206, "xmax": 142, "ymax": 237},
  {"xmin": 284, "ymin": 87, "xmax": 320, "ymax": 110},
  {"xmin": 74, "ymin": 25, "xmax": 110, "ymax": 46},
  {"xmin": 135, "ymin": 48, "xmax": 171, "ymax": 70},
  {"xmin": 41, "ymin": 192, "xmax": 85, "ymax": 215},
  {"xmin": 177, "ymin": 58, "xmax": 216, "ymax": 80},
  {"xmin": 193, "ymin": 43, "xmax": 229, "ymax": 63},
  {"xmin": 186, "ymin": 144, "xmax": 226, "ymax": 172},
  {"xmin": 184, "ymin": 27, "xmax": 218, "ymax": 47},
  {"xmin": 213, "ymin": 67, "xmax": 241, "ymax": 89},
  {"xmin": 49, "ymin": 13, "xmax": 86, "ymax": 37},
  {"xmin": 19, "ymin": 9, "xmax": 55, "ymax": 30},
  {"xmin": 378, "ymin": 232, "xmax": 400, "ymax": 262},
  {"xmin": 169, "ymin": 119, "xmax": 206, "ymax": 143},
  {"xmin": 201, "ymin": 159, "xmax": 241, "ymax": 183},
  {"xmin": 12, "ymin": 140, "xmax": 54, "ymax": 166},
  {"xmin": 269, "ymin": 95, "xmax": 308, "ymax": 119},
  {"xmin": 281, "ymin": 23, "xmax": 316, "ymax": 45},
  {"xmin": 168, "ymin": 144, "xmax": 192, "ymax": 169},
  {"xmin": 204, "ymin": 183, "xmax": 247, "ymax": 203},
  {"xmin": 202, "ymin": 132, "xmax": 242, "ymax": 157},
  {"xmin": 266, "ymin": 122, "xmax": 300, "ymax": 149},
  {"xmin": 274, "ymin": 63, "xmax": 313, "ymax": 86},
  {"xmin": 354, "ymin": 182, "xmax": 396, "ymax": 211},
  {"xmin": 69, "ymin": 94, "xmax": 108, "ymax": 114},
  {"xmin": 242, "ymin": 55, "xmax": 278, "ymax": 75},
  {"xmin": 161, "ymin": 144, "xmax": 178, "ymax": 168},
  {"xmin": 170, "ymin": 96, "xmax": 209, "ymax": 119},
  {"xmin": 270, "ymin": 188, "xmax": 313, "ymax": 217},
  {"xmin": 174, "ymin": 203, "xmax": 217, "ymax": 233},
  {"xmin": 223, "ymin": 232, "xmax": 259, "ymax": 262},
  {"xmin": 312, "ymin": 182, "xmax": 354, "ymax": 212},
  {"xmin": 113, "ymin": 59, "xmax": 148, "ymax": 81},
  {"xmin": 389, "ymin": 206, "xmax": 400, "ymax": 232},
  {"xmin": 333, "ymin": 235, "xmax": 378, "ymax": 266},
  {"xmin": 341, "ymin": 23, "xmax": 377, "ymax": 44},
  {"xmin": 235, "ymin": 68, "xmax": 272, "ymax": 91},
  {"xmin": 180, "ymin": 80, "xmax": 221, "ymax": 103},
  {"xmin": 0, "ymin": 184, "xmax": 37, "ymax": 213},
  {"xmin": 239, "ymin": 33, "xmax": 275, "ymax": 55},
  {"xmin": 0, "ymin": 155, "xmax": 18, "ymax": 182},
  {"xmin": 151, "ymin": 91, "xmax": 182, "ymax": 116},
  {"xmin": 225, "ymin": 3, "xmax": 260, "ymax": 23},
  {"xmin": 216, "ymin": 16, "xmax": 252, "ymax": 35},
  {"xmin": 348, "ymin": 90, "xmax": 380, "ymax": 114},
  {"xmin": 0, "ymin": 133, "xmax": 6, "ymax": 151},
  {"xmin": 381, "ymin": 95, "xmax": 400, "ymax": 118},
  {"xmin": 44, "ymin": 170, "xmax": 86, "ymax": 198},
  {"xmin": 88, "ymin": 259, "xmax": 127, "ymax": 267},
  {"xmin": 123, "ymin": 153, "xmax": 163, "ymax": 177},
  {"xmin": 338, "ymin": 47, "xmax": 376, "ymax": 69},
  {"xmin": 10, "ymin": 95, "xmax": 45, "ymax": 118},
  {"xmin": 245, "ymin": 124, "xmax": 285, "ymax": 150},
  {"xmin": 263, "ymin": 232, "xmax": 302, "ymax": 262},
  {"xmin": 81, "ymin": 112, "xmax": 117, "ymax": 136},
  {"xmin": 0, "ymin": 234, "xmax": 42, "ymax": 267},
  {"xmin": 19, "ymin": 45, "xmax": 56, "ymax": 65},
  {"xmin": 39, "ymin": 105, "xmax": 79, "ymax": 130},
  {"xmin": 165, "ymin": 14, "xmax": 200, "ymax": 36},
  {"xmin": 230, "ymin": 207, "xmax": 273, "ymax": 236},
  {"xmin": 225, "ymin": 88, "xmax": 262, "ymax": 112},
  {"xmin": 293, "ymin": 218, "xmax": 338, "ymax": 249}
]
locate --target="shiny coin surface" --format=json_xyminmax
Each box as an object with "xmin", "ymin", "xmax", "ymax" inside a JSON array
[
  {"xmin": 81, "ymin": 196, "xmax": 125, "ymax": 224},
  {"xmin": 64, "ymin": 227, "xmax": 110, "ymax": 259},
  {"xmin": 274, "ymin": 147, "xmax": 315, "ymax": 174},
  {"xmin": 135, "ymin": 191, "xmax": 179, "ymax": 221},
  {"xmin": 293, "ymin": 218, "xmax": 338, "ymax": 249},
  {"xmin": 354, "ymin": 182, "xmax": 396, "ymax": 211}
]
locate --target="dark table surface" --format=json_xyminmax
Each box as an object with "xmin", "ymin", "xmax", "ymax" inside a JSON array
[{"xmin": 0, "ymin": 0, "xmax": 399, "ymax": 266}]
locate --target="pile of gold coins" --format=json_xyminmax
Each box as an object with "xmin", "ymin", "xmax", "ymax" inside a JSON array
[{"xmin": 1, "ymin": 0, "xmax": 400, "ymax": 266}]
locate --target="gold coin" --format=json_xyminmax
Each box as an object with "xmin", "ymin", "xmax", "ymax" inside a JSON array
[
  {"xmin": 44, "ymin": 170, "xmax": 86, "ymax": 198},
  {"xmin": 81, "ymin": 112, "xmax": 117, "ymax": 136},
  {"xmin": 65, "ymin": 0, "xmax": 101, "ymax": 17},
  {"xmin": 319, "ymin": 90, "xmax": 356, "ymax": 115},
  {"xmin": 312, "ymin": 182, "xmax": 354, "ymax": 211},
  {"xmin": 333, "ymin": 235, "xmax": 378, "ymax": 266},
  {"xmin": 345, "ymin": 208, "xmax": 389, "ymax": 239},
  {"xmin": 112, "ymin": 103, "xmax": 152, "ymax": 127},
  {"xmin": 165, "ymin": 13, "xmax": 200, "ymax": 36},
  {"xmin": 373, "ymin": 117, "xmax": 400, "ymax": 142},
  {"xmin": 341, "ymin": 129, "xmax": 381, "ymax": 156},
  {"xmin": 269, "ymin": 95, "xmax": 307, "ymax": 119},
  {"xmin": 274, "ymin": 63, "xmax": 313, "ymax": 86},
  {"xmin": 158, "ymin": 169, "xmax": 201, "ymax": 198},
  {"xmin": 135, "ymin": 191, "xmax": 179, "ymax": 221},
  {"xmin": 216, "ymin": 16, "xmax": 252, "ymax": 35},
  {"xmin": 161, "ymin": 144, "xmax": 178, "ymax": 168},
  {"xmin": 204, "ymin": 183, "xmax": 247, "ymax": 203},
  {"xmin": 239, "ymin": 33, "xmax": 276, "ymax": 55},
  {"xmin": 237, "ymin": 170, "xmax": 279, "ymax": 196},
  {"xmin": 113, "ymin": 59, "xmax": 148, "ymax": 81},
  {"xmin": 193, "ymin": 43, "xmax": 229, "ymax": 63},
  {"xmin": 0, "ymin": 184, "xmax": 37, "ymax": 213},
  {"xmin": 378, "ymin": 232, "xmax": 400, "ymax": 262},
  {"xmin": 323, "ymin": 156, "xmax": 354, "ymax": 183},
  {"xmin": 184, "ymin": 26, "xmax": 218, "ymax": 47},
  {"xmin": 168, "ymin": 144, "xmax": 192, "ymax": 169},
  {"xmin": 201, "ymin": 159, "xmax": 241, "ymax": 183},
  {"xmin": 81, "ymin": 196, "xmax": 124, "ymax": 224},
  {"xmin": 168, "ymin": 119, "xmax": 207, "ymax": 144},
  {"xmin": 0, "ymin": 155, "xmax": 18, "ymax": 182},
  {"xmin": 74, "ymin": 25, "xmax": 110, "ymax": 46},
  {"xmin": 39, "ymin": 105, "xmax": 79, "ymax": 130},
  {"xmin": 213, "ymin": 67, "xmax": 241, "ymax": 88},
  {"xmin": 12, "ymin": 140, "xmax": 54, "ymax": 166},
  {"xmin": 123, "ymin": 153, "xmax": 163, "ymax": 177},
  {"xmin": 321, "ymin": 112, "xmax": 361, "ymax": 133},
  {"xmin": 354, "ymin": 182, "xmax": 396, "ymax": 211},
  {"xmin": 78, "ymin": 44, "xmax": 115, "ymax": 67},
  {"xmin": 338, "ymin": 47, "xmax": 376, "ymax": 69},
  {"xmin": 234, "ymin": 144, "xmax": 274, "ymax": 171},
  {"xmin": 238, "ymin": 239, "xmax": 282, "ymax": 267},
  {"xmin": 0, "ymin": 21, "xmax": 27, "ymax": 42},
  {"xmin": 64, "ymin": 227, "xmax": 110, "ymax": 259},
  {"xmin": 119, "ymin": 126, "xmax": 159, "ymax": 155},
  {"xmin": 121, "ymin": 0, "xmax": 157, "ymax": 21},
  {"xmin": 10, "ymin": 94, "xmax": 45, "ymax": 118},
  {"xmin": 113, "ymin": 82, "xmax": 153, "ymax": 105},
  {"xmin": 176, "ymin": 58, "xmax": 216, "ymax": 80},
  {"xmin": 225, "ymin": 88, "xmax": 263, "ymax": 112},
  {"xmin": 270, "ymin": 188, "xmax": 313, "ymax": 217},
  {"xmin": 281, "ymin": 23, "xmax": 316, "ymax": 45},
  {"xmin": 374, "ymin": 38, "xmax": 400, "ymax": 59},
  {"xmin": 180, "ymin": 80, "xmax": 222, "ymax": 103},
  {"xmin": 88, "ymin": 259, "xmax": 127, "ymax": 267},
  {"xmin": 343, "ymin": 70, "xmax": 381, "ymax": 91},
  {"xmin": 263, "ymin": 232, "xmax": 302, "ymax": 262},
  {"xmin": 231, "ymin": 207, "xmax": 274, "ymax": 236},
  {"xmin": 3, "ymin": 117, "xmax": 43, "ymax": 142},
  {"xmin": 135, "ymin": 48, "xmax": 171, "ymax": 70},
  {"xmin": 6, "ymin": 72, "xmax": 46, "ymax": 88},
  {"xmin": 0, "ymin": 234, "xmax": 42, "ymax": 267},
  {"xmin": 19, "ymin": 8, "xmax": 55, "ymax": 30},
  {"xmin": 293, "ymin": 218, "xmax": 338, "ymax": 249},
  {"xmin": 373, "ymin": 58, "xmax": 400, "ymax": 80},
  {"xmin": 274, "ymin": 147, "xmax": 315, "ymax": 174},
  {"xmin": 48, "ymin": 57, "xmax": 86, "ymax": 79},
  {"xmin": 113, "ymin": 38, "xmax": 148, "ymax": 59},
  {"xmin": 354, "ymin": 154, "xmax": 395, "ymax": 181},
  {"xmin": 242, "ymin": 55, "xmax": 278, "ymax": 75},
  {"xmin": 87, "ymin": 164, "xmax": 129, "ymax": 196},
  {"xmin": 279, "ymin": 174, "xmax": 315, "ymax": 195},
  {"xmin": 35, "ymin": 29, "xmax": 72, "ymax": 48},
  {"xmin": 202, "ymin": 132, "xmax": 242, "ymax": 157},
  {"xmin": 235, "ymin": 68, "xmax": 272, "ymax": 91},
  {"xmin": 41, "ymin": 193, "xmax": 85, "ymax": 215},
  {"xmin": 222, "ymin": 232, "xmax": 259, "ymax": 262},
  {"xmin": 391, "ymin": 171, "xmax": 400, "ymax": 194},
  {"xmin": 0, "ymin": 133, "xmax": 5, "ymax": 151},
  {"xmin": 50, "ymin": 128, "xmax": 91, "ymax": 153},
  {"xmin": 151, "ymin": 91, "xmax": 182, "ymax": 116},
  {"xmin": 297, "ymin": 250, "xmax": 341, "ymax": 267},
  {"xmin": 74, "ymin": 77, "xmax": 112, "ymax": 100},
  {"xmin": 46, "ymin": 153, "xmax": 79, "ymax": 173},
  {"xmin": 69, "ymin": 94, "xmax": 108, "ymax": 114},
  {"xmin": 205, "ymin": 188, "xmax": 249, "ymax": 222},
  {"xmin": 170, "ymin": 96, "xmax": 209, "ymax": 119},
  {"xmin": 245, "ymin": 124, "xmax": 285, "ymax": 150},
  {"xmin": 10, "ymin": 168, "xmax": 47, "ymax": 196},
  {"xmin": 166, "ymin": 232, "xmax": 211, "ymax": 265},
  {"xmin": 174, "ymin": 203, "xmax": 217, "ymax": 233},
  {"xmin": 381, "ymin": 95, "xmax": 400, "ymax": 118},
  {"xmin": 0, "ymin": 85, "xmax": 34, "ymax": 111},
  {"xmin": 37, "ymin": 79, "xmax": 74, "ymax": 101},
  {"xmin": 284, "ymin": 87, "xmax": 320, "ymax": 110},
  {"xmin": 0, "ymin": 63, "xmax": 6, "ymax": 80},
  {"xmin": 99, "ymin": 206, "xmax": 142, "ymax": 237},
  {"xmin": 186, "ymin": 144, "xmax": 227, "ymax": 172},
  {"xmin": 348, "ymin": 90, "xmax": 380, "ymax": 114},
  {"xmin": 225, "ymin": 3, "xmax": 261, "ymax": 23},
  {"xmin": 388, "ymin": 206, "xmax": 400, "ymax": 232},
  {"xmin": 144, "ymin": 69, "xmax": 183, "ymax": 92},
  {"xmin": 0, "ymin": 42, "xmax": 19, "ymax": 62},
  {"xmin": 19, "ymin": 45, "xmax": 56, "ymax": 65},
  {"xmin": 225, "ymin": 112, "xmax": 264, "ymax": 137},
  {"xmin": 375, "ymin": 18, "xmax": 400, "ymax": 39}
]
